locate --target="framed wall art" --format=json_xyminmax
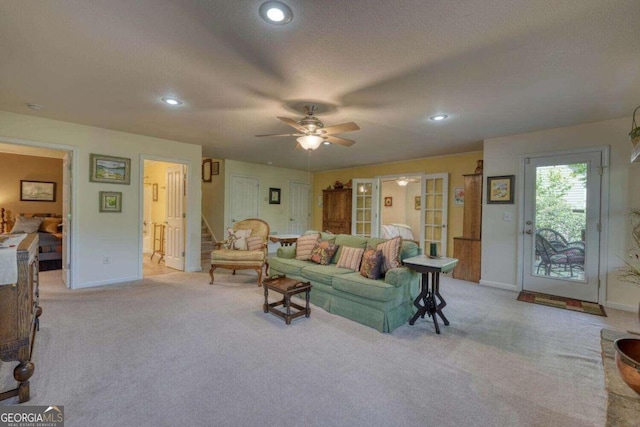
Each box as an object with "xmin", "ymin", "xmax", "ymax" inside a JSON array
[
  {"xmin": 487, "ymin": 175, "xmax": 515, "ymax": 204},
  {"xmin": 20, "ymin": 180, "xmax": 56, "ymax": 202},
  {"xmin": 269, "ymin": 188, "xmax": 281, "ymax": 204},
  {"xmin": 152, "ymin": 183, "xmax": 158, "ymax": 201},
  {"xmin": 453, "ymin": 187, "xmax": 464, "ymax": 205},
  {"xmin": 99, "ymin": 191, "xmax": 122, "ymax": 213},
  {"xmin": 89, "ymin": 154, "xmax": 131, "ymax": 185},
  {"xmin": 414, "ymin": 196, "xmax": 421, "ymax": 210},
  {"xmin": 384, "ymin": 197, "xmax": 392, "ymax": 207}
]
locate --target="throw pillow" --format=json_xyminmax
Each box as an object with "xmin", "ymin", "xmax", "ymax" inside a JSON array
[
  {"xmin": 360, "ymin": 247, "xmax": 384, "ymax": 280},
  {"xmin": 310, "ymin": 240, "xmax": 339, "ymax": 265},
  {"xmin": 377, "ymin": 236, "xmax": 402, "ymax": 274},
  {"xmin": 10, "ymin": 216, "xmax": 43, "ymax": 234},
  {"xmin": 225, "ymin": 228, "xmax": 252, "ymax": 250},
  {"xmin": 246, "ymin": 236, "xmax": 264, "ymax": 251},
  {"xmin": 40, "ymin": 217, "xmax": 62, "ymax": 234},
  {"xmin": 295, "ymin": 233, "xmax": 320, "ymax": 260},
  {"xmin": 337, "ymin": 246, "xmax": 365, "ymax": 272}
]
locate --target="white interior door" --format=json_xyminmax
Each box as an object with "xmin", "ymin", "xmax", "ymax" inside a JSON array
[
  {"xmin": 143, "ymin": 186, "xmax": 152, "ymax": 253},
  {"xmin": 62, "ymin": 151, "xmax": 72, "ymax": 288},
  {"xmin": 352, "ymin": 179, "xmax": 380, "ymax": 237},
  {"xmin": 522, "ymin": 151, "xmax": 602, "ymax": 302},
  {"xmin": 422, "ymin": 173, "xmax": 449, "ymax": 256},
  {"xmin": 165, "ymin": 165, "xmax": 185, "ymax": 270},
  {"xmin": 289, "ymin": 182, "xmax": 310, "ymax": 234},
  {"xmin": 229, "ymin": 175, "xmax": 259, "ymax": 224}
]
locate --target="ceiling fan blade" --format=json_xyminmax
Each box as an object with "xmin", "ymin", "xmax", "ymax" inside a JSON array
[
  {"xmin": 325, "ymin": 135, "xmax": 356, "ymax": 146},
  {"xmin": 277, "ymin": 117, "xmax": 307, "ymax": 132},
  {"xmin": 255, "ymin": 133, "xmax": 303, "ymax": 137},
  {"xmin": 320, "ymin": 122, "xmax": 360, "ymax": 135}
]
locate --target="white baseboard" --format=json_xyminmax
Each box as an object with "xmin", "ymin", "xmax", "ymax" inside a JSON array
[
  {"xmin": 478, "ymin": 279, "xmax": 519, "ymax": 292},
  {"xmin": 605, "ymin": 301, "xmax": 639, "ymax": 313},
  {"xmin": 73, "ymin": 275, "xmax": 140, "ymax": 289}
]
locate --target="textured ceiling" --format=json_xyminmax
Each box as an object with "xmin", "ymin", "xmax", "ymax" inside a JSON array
[{"xmin": 1, "ymin": 0, "xmax": 639, "ymax": 171}]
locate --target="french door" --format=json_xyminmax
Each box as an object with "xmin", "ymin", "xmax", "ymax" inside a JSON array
[
  {"xmin": 522, "ymin": 151, "xmax": 602, "ymax": 302},
  {"xmin": 351, "ymin": 179, "xmax": 380, "ymax": 237},
  {"xmin": 421, "ymin": 173, "xmax": 448, "ymax": 256}
]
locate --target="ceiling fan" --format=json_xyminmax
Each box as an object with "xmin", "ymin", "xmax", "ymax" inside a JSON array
[{"xmin": 255, "ymin": 105, "xmax": 360, "ymax": 150}]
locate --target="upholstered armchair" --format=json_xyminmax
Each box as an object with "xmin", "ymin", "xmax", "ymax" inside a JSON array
[{"xmin": 209, "ymin": 218, "xmax": 270, "ymax": 286}]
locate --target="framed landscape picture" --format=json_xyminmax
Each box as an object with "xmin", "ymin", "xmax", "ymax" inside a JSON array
[
  {"xmin": 20, "ymin": 180, "xmax": 56, "ymax": 202},
  {"xmin": 99, "ymin": 191, "xmax": 122, "ymax": 213},
  {"xmin": 90, "ymin": 154, "xmax": 131, "ymax": 185}
]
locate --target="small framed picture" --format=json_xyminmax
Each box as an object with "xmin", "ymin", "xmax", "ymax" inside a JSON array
[
  {"xmin": 152, "ymin": 183, "xmax": 158, "ymax": 202},
  {"xmin": 454, "ymin": 187, "xmax": 464, "ymax": 205},
  {"xmin": 90, "ymin": 154, "xmax": 131, "ymax": 185},
  {"xmin": 20, "ymin": 180, "xmax": 56, "ymax": 202},
  {"xmin": 202, "ymin": 159, "xmax": 213, "ymax": 183},
  {"xmin": 269, "ymin": 188, "xmax": 281, "ymax": 204},
  {"xmin": 99, "ymin": 191, "xmax": 122, "ymax": 213},
  {"xmin": 384, "ymin": 196, "xmax": 392, "ymax": 207},
  {"xmin": 487, "ymin": 175, "xmax": 515, "ymax": 204},
  {"xmin": 414, "ymin": 196, "xmax": 421, "ymax": 210}
]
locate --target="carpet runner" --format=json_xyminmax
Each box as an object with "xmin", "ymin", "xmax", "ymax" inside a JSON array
[{"xmin": 517, "ymin": 290, "xmax": 607, "ymax": 316}]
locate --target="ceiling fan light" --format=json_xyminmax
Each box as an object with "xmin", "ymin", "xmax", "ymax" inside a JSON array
[
  {"xmin": 297, "ymin": 135, "xmax": 323, "ymax": 150},
  {"xmin": 396, "ymin": 178, "xmax": 409, "ymax": 186}
]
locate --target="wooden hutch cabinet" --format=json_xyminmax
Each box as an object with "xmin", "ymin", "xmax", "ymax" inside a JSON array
[
  {"xmin": 0, "ymin": 234, "xmax": 42, "ymax": 403},
  {"xmin": 322, "ymin": 188, "xmax": 352, "ymax": 234},
  {"xmin": 453, "ymin": 173, "xmax": 482, "ymax": 282}
]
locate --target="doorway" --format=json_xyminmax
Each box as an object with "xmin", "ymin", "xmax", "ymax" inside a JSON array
[
  {"xmin": 142, "ymin": 159, "xmax": 187, "ymax": 276},
  {"xmin": 521, "ymin": 149, "xmax": 605, "ymax": 302}
]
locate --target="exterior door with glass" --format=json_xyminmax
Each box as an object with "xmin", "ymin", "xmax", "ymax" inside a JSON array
[{"xmin": 522, "ymin": 150, "xmax": 603, "ymax": 302}]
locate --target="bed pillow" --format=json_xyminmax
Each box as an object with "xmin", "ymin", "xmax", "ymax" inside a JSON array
[
  {"xmin": 10, "ymin": 216, "xmax": 43, "ymax": 234},
  {"xmin": 377, "ymin": 236, "xmax": 402, "ymax": 274},
  {"xmin": 246, "ymin": 236, "xmax": 264, "ymax": 251},
  {"xmin": 310, "ymin": 240, "xmax": 339, "ymax": 265},
  {"xmin": 360, "ymin": 247, "xmax": 383, "ymax": 280},
  {"xmin": 336, "ymin": 246, "xmax": 365, "ymax": 272},
  {"xmin": 295, "ymin": 233, "xmax": 320, "ymax": 260},
  {"xmin": 39, "ymin": 217, "xmax": 62, "ymax": 234}
]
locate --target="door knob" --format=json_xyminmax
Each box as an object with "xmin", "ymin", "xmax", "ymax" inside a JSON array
[{"xmin": 525, "ymin": 229, "xmax": 533, "ymax": 235}]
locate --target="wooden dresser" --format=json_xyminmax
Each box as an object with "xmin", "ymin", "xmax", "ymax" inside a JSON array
[
  {"xmin": 0, "ymin": 234, "xmax": 42, "ymax": 403},
  {"xmin": 322, "ymin": 188, "xmax": 352, "ymax": 234},
  {"xmin": 453, "ymin": 173, "xmax": 482, "ymax": 282}
]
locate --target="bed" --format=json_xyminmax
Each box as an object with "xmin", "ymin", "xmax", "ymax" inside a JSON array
[
  {"xmin": 1, "ymin": 209, "xmax": 63, "ymax": 271},
  {"xmin": 381, "ymin": 223, "xmax": 417, "ymax": 241}
]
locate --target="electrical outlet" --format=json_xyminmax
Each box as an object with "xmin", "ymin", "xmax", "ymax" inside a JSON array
[{"xmin": 103, "ymin": 256, "xmax": 111, "ymax": 264}]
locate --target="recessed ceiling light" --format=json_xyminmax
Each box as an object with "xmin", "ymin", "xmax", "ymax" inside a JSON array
[
  {"xmin": 429, "ymin": 114, "xmax": 448, "ymax": 121},
  {"xmin": 259, "ymin": 1, "xmax": 293, "ymax": 25},
  {"xmin": 162, "ymin": 97, "xmax": 182, "ymax": 106}
]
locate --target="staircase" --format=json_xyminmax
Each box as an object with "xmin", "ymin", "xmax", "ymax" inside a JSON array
[{"xmin": 201, "ymin": 219, "xmax": 215, "ymax": 262}]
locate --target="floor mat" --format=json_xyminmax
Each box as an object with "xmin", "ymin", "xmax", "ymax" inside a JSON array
[{"xmin": 517, "ymin": 291, "xmax": 607, "ymax": 316}]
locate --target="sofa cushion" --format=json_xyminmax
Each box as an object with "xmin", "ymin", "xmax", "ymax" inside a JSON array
[
  {"xmin": 360, "ymin": 247, "xmax": 383, "ymax": 279},
  {"xmin": 336, "ymin": 246, "xmax": 364, "ymax": 271},
  {"xmin": 377, "ymin": 236, "xmax": 402, "ymax": 273},
  {"xmin": 332, "ymin": 235, "xmax": 368, "ymax": 263},
  {"xmin": 400, "ymin": 240, "xmax": 420, "ymax": 260},
  {"xmin": 310, "ymin": 240, "xmax": 339, "ymax": 265},
  {"xmin": 301, "ymin": 264, "xmax": 352, "ymax": 286},
  {"xmin": 211, "ymin": 248, "xmax": 264, "ymax": 262},
  {"xmin": 268, "ymin": 257, "xmax": 310, "ymax": 277},
  {"xmin": 332, "ymin": 272, "xmax": 397, "ymax": 302},
  {"xmin": 295, "ymin": 233, "xmax": 320, "ymax": 260}
]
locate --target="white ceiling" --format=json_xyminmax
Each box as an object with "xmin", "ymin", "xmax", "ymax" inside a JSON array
[{"xmin": 1, "ymin": 0, "xmax": 639, "ymax": 171}]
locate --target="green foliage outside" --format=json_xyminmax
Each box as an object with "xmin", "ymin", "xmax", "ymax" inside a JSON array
[{"xmin": 535, "ymin": 166, "xmax": 585, "ymax": 242}]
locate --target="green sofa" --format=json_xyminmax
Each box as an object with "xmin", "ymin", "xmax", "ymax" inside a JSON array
[{"xmin": 267, "ymin": 232, "xmax": 421, "ymax": 332}]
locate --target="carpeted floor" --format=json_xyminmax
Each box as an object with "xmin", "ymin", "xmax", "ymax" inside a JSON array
[
  {"xmin": 517, "ymin": 291, "xmax": 607, "ymax": 316},
  {"xmin": 1, "ymin": 269, "xmax": 638, "ymax": 427}
]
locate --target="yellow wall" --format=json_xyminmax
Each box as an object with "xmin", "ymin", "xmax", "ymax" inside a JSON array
[
  {"xmin": 312, "ymin": 151, "xmax": 483, "ymax": 257},
  {"xmin": 0, "ymin": 152, "xmax": 63, "ymax": 219}
]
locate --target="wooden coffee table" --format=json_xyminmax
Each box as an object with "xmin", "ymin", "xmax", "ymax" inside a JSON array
[{"xmin": 262, "ymin": 275, "xmax": 311, "ymax": 325}]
